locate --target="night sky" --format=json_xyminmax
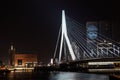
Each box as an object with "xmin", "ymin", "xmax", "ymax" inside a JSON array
[{"xmin": 0, "ymin": 0, "xmax": 119, "ymax": 64}]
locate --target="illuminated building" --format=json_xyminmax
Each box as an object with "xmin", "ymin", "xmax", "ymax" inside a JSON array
[
  {"xmin": 14, "ymin": 53, "xmax": 37, "ymax": 67},
  {"xmin": 8, "ymin": 45, "xmax": 37, "ymax": 67}
]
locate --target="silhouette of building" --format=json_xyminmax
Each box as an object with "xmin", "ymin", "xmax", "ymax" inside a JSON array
[
  {"xmin": 99, "ymin": 21, "xmax": 112, "ymax": 39},
  {"xmin": 111, "ymin": 21, "xmax": 120, "ymax": 42},
  {"xmin": 8, "ymin": 45, "xmax": 15, "ymax": 66}
]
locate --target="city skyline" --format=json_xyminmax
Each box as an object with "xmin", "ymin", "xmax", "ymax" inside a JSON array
[{"xmin": 0, "ymin": 0, "xmax": 120, "ymax": 64}]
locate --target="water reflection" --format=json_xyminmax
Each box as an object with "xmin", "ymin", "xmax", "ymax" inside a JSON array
[
  {"xmin": 0, "ymin": 72, "xmax": 109, "ymax": 80},
  {"xmin": 49, "ymin": 72, "xmax": 109, "ymax": 80},
  {"xmin": 0, "ymin": 73, "xmax": 8, "ymax": 80}
]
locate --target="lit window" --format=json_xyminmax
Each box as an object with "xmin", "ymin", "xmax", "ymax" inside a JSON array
[{"xmin": 18, "ymin": 59, "xmax": 22, "ymax": 65}]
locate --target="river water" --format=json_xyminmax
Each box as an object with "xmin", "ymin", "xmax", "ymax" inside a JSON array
[{"xmin": 0, "ymin": 71, "xmax": 109, "ymax": 80}]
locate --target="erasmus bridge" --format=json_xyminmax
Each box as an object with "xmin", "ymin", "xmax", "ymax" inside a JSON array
[
  {"xmin": 52, "ymin": 10, "xmax": 120, "ymax": 63},
  {"xmin": 35, "ymin": 10, "xmax": 120, "ymax": 78}
]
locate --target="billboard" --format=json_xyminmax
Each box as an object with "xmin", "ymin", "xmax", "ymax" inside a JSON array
[{"xmin": 86, "ymin": 22, "xmax": 98, "ymax": 40}]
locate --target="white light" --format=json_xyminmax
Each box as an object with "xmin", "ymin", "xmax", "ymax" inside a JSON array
[
  {"xmin": 59, "ymin": 10, "xmax": 76, "ymax": 62},
  {"xmin": 108, "ymin": 43, "xmax": 112, "ymax": 45},
  {"xmin": 88, "ymin": 62, "xmax": 114, "ymax": 65},
  {"xmin": 11, "ymin": 45, "xmax": 13, "ymax": 50},
  {"xmin": 50, "ymin": 58, "xmax": 53, "ymax": 64},
  {"xmin": 62, "ymin": 10, "xmax": 76, "ymax": 60}
]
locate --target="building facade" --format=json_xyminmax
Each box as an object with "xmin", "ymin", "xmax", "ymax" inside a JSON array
[
  {"xmin": 8, "ymin": 45, "xmax": 38, "ymax": 67},
  {"xmin": 14, "ymin": 54, "xmax": 37, "ymax": 67}
]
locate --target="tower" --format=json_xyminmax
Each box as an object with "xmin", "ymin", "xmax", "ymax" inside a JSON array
[
  {"xmin": 58, "ymin": 10, "xmax": 76, "ymax": 62},
  {"xmin": 8, "ymin": 45, "xmax": 15, "ymax": 66}
]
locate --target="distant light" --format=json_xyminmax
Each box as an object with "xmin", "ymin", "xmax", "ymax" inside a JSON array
[
  {"xmin": 88, "ymin": 62, "xmax": 114, "ymax": 65},
  {"xmin": 50, "ymin": 58, "xmax": 53, "ymax": 64},
  {"xmin": 108, "ymin": 43, "xmax": 112, "ymax": 45},
  {"xmin": 103, "ymin": 40, "xmax": 106, "ymax": 43},
  {"xmin": 11, "ymin": 45, "xmax": 13, "ymax": 50}
]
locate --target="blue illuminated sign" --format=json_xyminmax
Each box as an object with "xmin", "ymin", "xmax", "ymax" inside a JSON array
[{"xmin": 87, "ymin": 25, "xmax": 98, "ymax": 39}]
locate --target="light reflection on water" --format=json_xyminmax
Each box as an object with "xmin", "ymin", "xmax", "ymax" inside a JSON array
[
  {"xmin": 49, "ymin": 72, "xmax": 109, "ymax": 80},
  {"xmin": 0, "ymin": 72, "xmax": 109, "ymax": 80}
]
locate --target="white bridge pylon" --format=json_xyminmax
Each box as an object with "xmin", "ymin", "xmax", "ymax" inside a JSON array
[{"xmin": 59, "ymin": 10, "xmax": 76, "ymax": 62}]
